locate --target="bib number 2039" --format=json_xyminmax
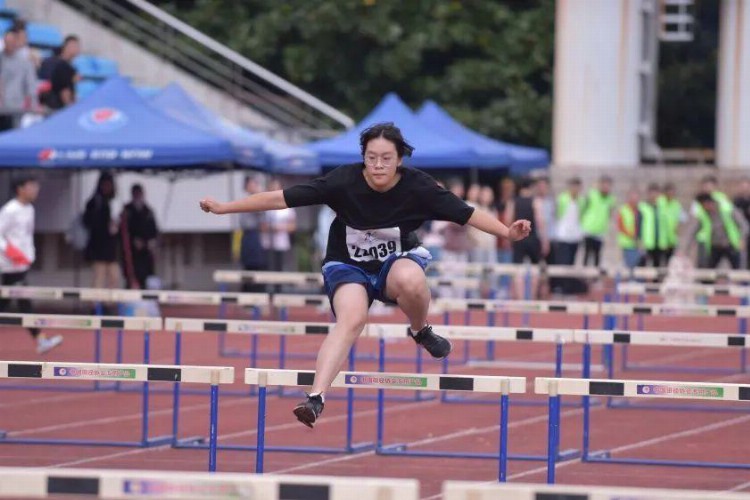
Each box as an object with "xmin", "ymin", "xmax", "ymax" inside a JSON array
[{"xmin": 346, "ymin": 226, "xmax": 401, "ymax": 262}]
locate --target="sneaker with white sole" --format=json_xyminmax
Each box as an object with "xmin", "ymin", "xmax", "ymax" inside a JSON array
[
  {"xmin": 408, "ymin": 325, "xmax": 452, "ymax": 359},
  {"xmin": 37, "ymin": 335, "xmax": 63, "ymax": 354},
  {"xmin": 293, "ymin": 393, "xmax": 324, "ymax": 428}
]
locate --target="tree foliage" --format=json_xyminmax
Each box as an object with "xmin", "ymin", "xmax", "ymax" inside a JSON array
[{"xmin": 157, "ymin": 0, "xmax": 555, "ymax": 148}]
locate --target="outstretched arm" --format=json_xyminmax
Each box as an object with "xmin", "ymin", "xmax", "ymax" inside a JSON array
[
  {"xmin": 200, "ymin": 190, "xmax": 287, "ymax": 215},
  {"xmin": 467, "ymin": 209, "xmax": 531, "ymax": 242}
]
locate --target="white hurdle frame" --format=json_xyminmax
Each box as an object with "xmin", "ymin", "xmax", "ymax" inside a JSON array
[
  {"xmin": 0, "ymin": 361, "xmax": 233, "ymax": 470},
  {"xmin": 535, "ymin": 377, "xmax": 750, "ymax": 483},
  {"xmin": 0, "ymin": 467, "xmax": 418, "ymax": 499}
]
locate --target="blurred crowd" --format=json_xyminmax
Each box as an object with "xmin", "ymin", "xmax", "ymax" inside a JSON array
[{"xmin": 0, "ymin": 20, "xmax": 80, "ymax": 130}]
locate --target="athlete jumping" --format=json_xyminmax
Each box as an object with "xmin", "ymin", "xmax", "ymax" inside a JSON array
[{"xmin": 200, "ymin": 123, "xmax": 531, "ymax": 428}]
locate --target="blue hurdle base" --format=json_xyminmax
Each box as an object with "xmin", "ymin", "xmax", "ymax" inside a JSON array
[
  {"xmin": 377, "ymin": 443, "xmax": 581, "ymax": 463},
  {"xmin": 584, "ymin": 451, "xmax": 750, "ymax": 470},
  {"xmin": 441, "ymin": 394, "xmax": 600, "ymax": 409},
  {"xmin": 607, "ymin": 398, "xmax": 750, "ymax": 413},
  {"xmin": 0, "ymin": 435, "xmax": 173, "ymax": 448},
  {"xmin": 175, "ymin": 437, "xmax": 375, "ymax": 455},
  {"xmin": 0, "ymin": 382, "xmax": 118, "ymax": 393},
  {"xmin": 277, "ymin": 387, "xmax": 436, "ymax": 403}
]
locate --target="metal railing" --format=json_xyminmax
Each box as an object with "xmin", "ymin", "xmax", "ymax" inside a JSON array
[{"xmin": 60, "ymin": 0, "xmax": 354, "ymax": 137}]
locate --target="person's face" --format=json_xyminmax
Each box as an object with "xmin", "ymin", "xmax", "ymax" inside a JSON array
[
  {"xmin": 701, "ymin": 181, "xmax": 716, "ymax": 193},
  {"xmin": 65, "ymin": 40, "xmax": 81, "ymax": 59},
  {"xmin": 245, "ymin": 179, "xmax": 261, "ymax": 194},
  {"xmin": 600, "ymin": 180, "xmax": 612, "ymax": 194},
  {"xmin": 665, "ymin": 187, "xmax": 675, "ymax": 198},
  {"xmin": 536, "ymin": 180, "xmax": 549, "ymax": 196},
  {"xmin": 17, "ymin": 30, "xmax": 27, "ymax": 47},
  {"xmin": 100, "ymin": 179, "xmax": 114, "ymax": 197},
  {"xmin": 647, "ymin": 189, "xmax": 659, "ymax": 203},
  {"xmin": 569, "ymin": 184, "xmax": 581, "ymax": 197},
  {"xmin": 739, "ymin": 181, "xmax": 750, "ymax": 196},
  {"xmin": 132, "ymin": 189, "xmax": 144, "ymax": 203},
  {"xmin": 627, "ymin": 191, "xmax": 639, "ymax": 205},
  {"xmin": 703, "ymin": 200, "xmax": 717, "ymax": 214},
  {"xmin": 501, "ymin": 179, "xmax": 515, "ymax": 199},
  {"xmin": 3, "ymin": 33, "xmax": 16, "ymax": 52},
  {"xmin": 363, "ymin": 137, "xmax": 401, "ymax": 190},
  {"xmin": 479, "ymin": 186, "xmax": 494, "ymax": 206},
  {"xmin": 18, "ymin": 181, "xmax": 39, "ymax": 203},
  {"xmin": 466, "ymin": 184, "xmax": 481, "ymax": 203}
]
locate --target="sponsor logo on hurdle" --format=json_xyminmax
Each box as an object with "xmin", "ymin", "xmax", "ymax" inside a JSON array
[
  {"xmin": 29, "ymin": 317, "xmax": 94, "ymax": 328},
  {"xmin": 345, "ymin": 374, "xmax": 428, "ymax": 388},
  {"xmin": 7, "ymin": 289, "xmax": 56, "ymax": 299},
  {"xmin": 54, "ymin": 366, "xmax": 137, "ymax": 380},
  {"xmin": 660, "ymin": 305, "xmax": 712, "ymax": 316},
  {"xmin": 492, "ymin": 303, "xmax": 544, "ymax": 312},
  {"xmin": 637, "ymin": 384, "xmax": 724, "ymax": 398},
  {"xmin": 234, "ymin": 323, "xmax": 299, "ymax": 334},
  {"xmin": 123, "ymin": 479, "xmax": 241, "ymax": 497},
  {"xmin": 164, "ymin": 294, "xmax": 215, "ymax": 304}
]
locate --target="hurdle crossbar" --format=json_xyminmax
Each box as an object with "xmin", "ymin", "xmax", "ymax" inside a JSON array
[
  {"xmin": 535, "ymin": 376, "xmax": 750, "ymax": 482},
  {"xmin": 616, "ymin": 282, "xmax": 747, "ymax": 298},
  {"xmin": 0, "ymin": 467, "xmax": 419, "ymax": 499},
  {"xmin": 214, "ymin": 270, "xmax": 323, "ymax": 286},
  {"xmin": 245, "ymin": 368, "xmax": 525, "ymax": 480},
  {"xmin": 0, "ymin": 361, "xmax": 233, "ymax": 470},
  {"xmin": 442, "ymin": 481, "xmax": 750, "ymax": 500}
]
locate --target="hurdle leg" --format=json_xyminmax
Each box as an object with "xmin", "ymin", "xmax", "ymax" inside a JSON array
[
  {"xmin": 740, "ymin": 298, "xmax": 747, "ymax": 373},
  {"xmin": 463, "ymin": 309, "xmax": 471, "ymax": 364},
  {"xmin": 376, "ymin": 338, "xmax": 386, "ymax": 450},
  {"xmin": 93, "ymin": 300, "xmax": 103, "ymax": 391},
  {"xmin": 255, "ymin": 376, "xmax": 268, "ymax": 473},
  {"xmin": 140, "ymin": 331, "xmax": 151, "ymax": 445},
  {"xmin": 208, "ymin": 373, "xmax": 220, "ymax": 472},
  {"xmin": 345, "ymin": 345, "xmax": 356, "ymax": 451},
  {"xmin": 218, "ymin": 284, "xmax": 228, "ymax": 356},
  {"xmin": 248, "ymin": 334, "xmax": 259, "ymax": 397},
  {"xmin": 554, "ymin": 342, "xmax": 563, "ymax": 378},
  {"xmin": 171, "ymin": 330, "xmax": 182, "ymax": 444},
  {"xmin": 498, "ymin": 385, "xmax": 510, "ymax": 482},
  {"xmin": 546, "ymin": 384, "xmax": 560, "ymax": 484},
  {"xmin": 582, "ymin": 342, "xmax": 592, "ymax": 459},
  {"xmin": 114, "ymin": 329, "xmax": 124, "ymax": 391}
]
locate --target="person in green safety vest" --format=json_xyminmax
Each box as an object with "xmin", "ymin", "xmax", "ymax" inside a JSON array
[
  {"xmin": 682, "ymin": 193, "xmax": 749, "ymax": 269},
  {"xmin": 617, "ymin": 188, "xmax": 642, "ymax": 270},
  {"xmin": 581, "ymin": 175, "xmax": 615, "ymax": 267},
  {"xmin": 732, "ymin": 178, "xmax": 750, "ymax": 269},
  {"xmin": 690, "ymin": 175, "xmax": 733, "ymax": 267},
  {"xmin": 659, "ymin": 182, "xmax": 685, "ymax": 265},
  {"xmin": 554, "ymin": 177, "xmax": 584, "ymax": 266},
  {"xmin": 638, "ymin": 183, "xmax": 669, "ymax": 268}
]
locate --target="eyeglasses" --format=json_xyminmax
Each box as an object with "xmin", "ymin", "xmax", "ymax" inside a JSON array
[{"xmin": 364, "ymin": 156, "xmax": 396, "ymax": 167}]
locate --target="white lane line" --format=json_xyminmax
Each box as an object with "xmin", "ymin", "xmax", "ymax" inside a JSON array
[{"xmin": 726, "ymin": 480, "xmax": 750, "ymax": 492}]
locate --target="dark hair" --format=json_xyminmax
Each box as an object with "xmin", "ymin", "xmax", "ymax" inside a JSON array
[
  {"xmin": 359, "ymin": 122, "xmax": 414, "ymax": 159},
  {"xmin": 131, "ymin": 183, "xmax": 144, "ymax": 196},
  {"xmin": 12, "ymin": 175, "xmax": 37, "ymax": 194},
  {"xmin": 63, "ymin": 35, "xmax": 79, "ymax": 46},
  {"xmin": 11, "ymin": 19, "xmax": 26, "ymax": 31},
  {"xmin": 5, "ymin": 27, "xmax": 20, "ymax": 36},
  {"xmin": 647, "ymin": 183, "xmax": 660, "ymax": 192},
  {"xmin": 94, "ymin": 172, "xmax": 116, "ymax": 199},
  {"xmin": 701, "ymin": 174, "xmax": 718, "ymax": 185},
  {"xmin": 568, "ymin": 177, "xmax": 582, "ymax": 186},
  {"xmin": 695, "ymin": 193, "xmax": 714, "ymax": 204},
  {"xmin": 518, "ymin": 177, "xmax": 536, "ymax": 190},
  {"xmin": 600, "ymin": 175, "xmax": 613, "ymax": 183},
  {"xmin": 663, "ymin": 182, "xmax": 675, "ymax": 191}
]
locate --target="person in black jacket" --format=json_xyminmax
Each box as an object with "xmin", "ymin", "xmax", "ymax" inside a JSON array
[
  {"xmin": 83, "ymin": 172, "xmax": 119, "ymax": 288},
  {"xmin": 120, "ymin": 184, "xmax": 158, "ymax": 289}
]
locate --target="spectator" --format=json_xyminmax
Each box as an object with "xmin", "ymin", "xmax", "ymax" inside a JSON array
[
  {"xmin": 535, "ymin": 176, "xmax": 556, "ymax": 262},
  {"xmin": 495, "ymin": 177, "xmax": 516, "ymax": 295},
  {"xmin": 617, "ymin": 188, "xmax": 642, "ymax": 271},
  {"xmin": 0, "ymin": 176, "xmax": 63, "ymax": 353},
  {"xmin": 467, "ymin": 186, "xmax": 498, "ymax": 264},
  {"xmin": 239, "ymin": 176, "xmax": 267, "ymax": 291},
  {"xmin": 83, "ymin": 172, "xmax": 120, "ymax": 289},
  {"xmin": 581, "ymin": 175, "xmax": 615, "ymax": 267},
  {"xmin": 682, "ymin": 193, "xmax": 748, "ymax": 270},
  {"xmin": 505, "ymin": 177, "xmax": 546, "ymax": 298},
  {"xmin": 120, "ymin": 184, "xmax": 158, "ymax": 289},
  {"xmin": 638, "ymin": 183, "xmax": 668, "ymax": 268},
  {"xmin": 38, "ymin": 46, "xmax": 61, "ymax": 81},
  {"xmin": 46, "ymin": 35, "xmax": 80, "ymax": 110},
  {"xmin": 733, "ymin": 178, "xmax": 750, "ymax": 268},
  {"xmin": 437, "ymin": 179, "xmax": 471, "ymax": 298},
  {"xmin": 420, "ymin": 180, "xmax": 446, "ymax": 263},
  {"xmin": 660, "ymin": 182, "xmax": 684, "ymax": 265},
  {"xmin": 691, "ymin": 175, "xmax": 731, "ymax": 267},
  {"xmin": 261, "ymin": 179, "xmax": 296, "ymax": 271},
  {"xmin": 0, "ymin": 27, "xmax": 37, "ymax": 131},
  {"xmin": 555, "ymin": 177, "xmax": 584, "ymax": 265}
]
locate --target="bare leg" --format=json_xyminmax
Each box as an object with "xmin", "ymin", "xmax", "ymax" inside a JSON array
[
  {"xmin": 385, "ymin": 259, "xmax": 430, "ymax": 332},
  {"xmin": 106, "ymin": 262, "xmax": 120, "ymax": 289},
  {"xmin": 310, "ymin": 283, "xmax": 369, "ymax": 395},
  {"xmin": 92, "ymin": 262, "xmax": 106, "ymax": 288}
]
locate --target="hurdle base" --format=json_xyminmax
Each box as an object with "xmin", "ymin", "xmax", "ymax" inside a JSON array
[
  {"xmin": 378, "ymin": 443, "xmax": 580, "ymax": 463},
  {"xmin": 584, "ymin": 452, "xmax": 750, "ymax": 470},
  {"xmin": 278, "ymin": 387, "xmax": 435, "ymax": 403},
  {"xmin": 467, "ymin": 360, "xmax": 607, "ymax": 374},
  {"xmin": 175, "ymin": 439, "xmax": 375, "ymax": 455},
  {"xmin": 442, "ymin": 394, "xmax": 600, "ymax": 409},
  {"xmin": 0, "ymin": 434, "xmax": 173, "ymax": 448},
  {"xmin": 608, "ymin": 399, "xmax": 750, "ymax": 413},
  {"xmin": 622, "ymin": 362, "xmax": 740, "ymax": 376}
]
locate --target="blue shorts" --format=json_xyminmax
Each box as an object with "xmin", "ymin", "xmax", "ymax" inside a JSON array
[{"xmin": 322, "ymin": 247, "xmax": 432, "ymax": 313}]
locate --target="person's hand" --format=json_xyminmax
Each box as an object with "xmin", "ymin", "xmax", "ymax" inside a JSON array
[
  {"xmin": 199, "ymin": 198, "xmax": 224, "ymax": 214},
  {"xmin": 508, "ymin": 220, "xmax": 532, "ymax": 242}
]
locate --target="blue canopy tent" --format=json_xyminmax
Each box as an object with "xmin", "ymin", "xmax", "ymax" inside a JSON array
[
  {"xmin": 416, "ymin": 100, "xmax": 549, "ymax": 174},
  {"xmin": 150, "ymin": 83, "xmax": 320, "ymax": 174},
  {"xmin": 0, "ymin": 77, "xmax": 234, "ymax": 168},
  {"xmin": 306, "ymin": 93, "xmax": 509, "ymax": 169}
]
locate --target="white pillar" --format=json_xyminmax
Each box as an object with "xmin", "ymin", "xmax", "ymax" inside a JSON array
[
  {"xmin": 716, "ymin": 0, "xmax": 750, "ymax": 168},
  {"xmin": 553, "ymin": 0, "xmax": 643, "ymax": 168}
]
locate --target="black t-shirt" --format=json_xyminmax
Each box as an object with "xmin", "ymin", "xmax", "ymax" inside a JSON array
[
  {"xmin": 48, "ymin": 59, "xmax": 76, "ymax": 110},
  {"xmin": 284, "ymin": 163, "xmax": 475, "ymax": 272}
]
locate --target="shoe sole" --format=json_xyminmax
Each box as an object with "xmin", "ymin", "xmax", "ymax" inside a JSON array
[
  {"xmin": 293, "ymin": 406, "xmax": 316, "ymax": 429},
  {"xmin": 425, "ymin": 339, "xmax": 453, "ymax": 360}
]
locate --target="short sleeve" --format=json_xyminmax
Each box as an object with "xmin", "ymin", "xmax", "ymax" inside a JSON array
[
  {"xmin": 413, "ymin": 172, "xmax": 474, "ymax": 225},
  {"xmin": 283, "ymin": 170, "xmax": 339, "ymax": 208}
]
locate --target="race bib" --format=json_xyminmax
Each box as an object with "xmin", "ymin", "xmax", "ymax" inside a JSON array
[{"xmin": 346, "ymin": 226, "xmax": 401, "ymax": 262}]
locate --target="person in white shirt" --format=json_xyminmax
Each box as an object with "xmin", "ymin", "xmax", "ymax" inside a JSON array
[
  {"xmin": 0, "ymin": 176, "xmax": 62, "ymax": 354},
  {"xmin": 261, "ymin": 179, "xmax": 296, "ymax": 271},
  {"xmin": 555, "ymin": 177, "xmax": 584, "ymax": 265}
]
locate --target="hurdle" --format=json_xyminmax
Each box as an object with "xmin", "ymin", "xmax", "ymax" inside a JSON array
[
  {"xmin": 536, "ymin": 377, "xmax": 750, "ymax": 483},
  {"xmin": 0, "ymin": 361, "xmax": 232, "ymax": 467},
  {"xmin": 0, "ymin": 313, "xmax": 162, "ymax": 393},
  {"xmin": 0, "ymin": 467, "xmax": 419, "ymax": 499},
  {"xmin": 600, "ymin": 301, "xmax": 750, "ymax": 375},
  {"xmin": 616, "ymin": 281, "xmax": 749, "ymax": 299},
  {"xmin": 442, "ymin": 481, "xmax": 750, "ymax": 499},
  {"xmin": 245, "ymin": 368, "xmax": 525, "ymax": 481}
]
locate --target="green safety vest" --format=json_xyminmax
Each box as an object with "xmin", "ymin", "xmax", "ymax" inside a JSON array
[
  {"xmin": 658, "ymin": 195, "xmax": 682, "ymax": 247},
  {"xmin": 617, "ymin": 204, "xmax": 637, "ymax": 249},
  {"xmin": 556, "ymin": 191, "xmax": 580, "ymax": 220},
  {"xmin": 638, "ymin": 201, "xmax": 669, "ymax": 251},
  {"xmin": 696, "ymin": 203, "xmax": 741, "ymax": 253},
  {"xmin": 581, "ymin": 189, "xmax": 615, "ymax": 236},
  {"xmin": 695, "ymin": 191, "xmax": 734, "ymax": 246}
]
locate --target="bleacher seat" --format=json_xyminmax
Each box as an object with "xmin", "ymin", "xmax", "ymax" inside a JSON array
[
  {"xmin": 73, "ymin": 55, "xmax": 119, "ymax": 80},
  {"xmin": 27, "ymin": 23, "xmax": 63, "ymax": 48},
  {"xmin": 0, "ymin": 18, "xmax": 12, "ymax": 34},
  {"xmin": 76, "ymin": 80, "xmax": 102, "ymax": 101},
  {"xmin": 0, "ymin": 0, "xmax": 17, "ymax": 20}
]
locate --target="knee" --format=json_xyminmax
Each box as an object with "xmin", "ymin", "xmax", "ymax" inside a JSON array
[
  {"xmin": 336, "ymin": 310, "xmax": 368, "ymax": 337},
  {"xmin": 391, "ymin": 270, "xmax": 428, "ymax": 299}
]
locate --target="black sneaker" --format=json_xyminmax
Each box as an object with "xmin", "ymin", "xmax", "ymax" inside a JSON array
[
  {"xmin": 408, "ymin": 325, "xmax": 452, "ymax": 359},
  {"xmin": 293, "ymin": 393, "xmax": 324, "ymax": 428}
]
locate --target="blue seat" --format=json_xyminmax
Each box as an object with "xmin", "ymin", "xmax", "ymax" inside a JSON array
[
  {"xmin": 26, "ymin": 23, "xmax": 63, "ymax": 48},
  {"xmin": 0, "ymin": 0, "xmax": 17, "ymax": 20},
  {"xmin": 73, "ymin": 55, "xmax": 119, "ymax": 79},
  {"xmin": 0, "ymin": 18, "xmax": 12, "ymax": 34},
  {"xmin": 94, "ymin": 57, "xmax": 119, "ymax": 77},
  {"xmin": 76, "ymin": 79, "xmax": 102, "ymax": 101}
]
